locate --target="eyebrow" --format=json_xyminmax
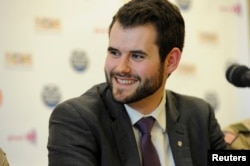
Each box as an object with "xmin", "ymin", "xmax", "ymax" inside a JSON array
[
  {"xmin": 107, "ymin": 46, "xmax": 118, "ymax": 52},
  {"xmin": 131, "ymin": 50, "xmax": 148, "ymax": 56},
  {"xmin": 107, "ymin": 46, "xmax": 148, "ymax": 56}
]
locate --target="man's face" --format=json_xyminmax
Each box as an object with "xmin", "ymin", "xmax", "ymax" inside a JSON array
[{"xmin": 105, "ymin": 22, "xmax": 166, "ymax": 104}]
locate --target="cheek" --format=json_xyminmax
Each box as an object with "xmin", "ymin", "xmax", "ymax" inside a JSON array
[
  {"xmin": 104, "ymin": 57, "xmax": 115, "ymax": 72},
  {"xmin": 137, "ymin": 63, "xmax": 158, "ymax": 75},
  {"xmin": 133, "ymin": 66, "xmax": 152, "ymax": 80}
]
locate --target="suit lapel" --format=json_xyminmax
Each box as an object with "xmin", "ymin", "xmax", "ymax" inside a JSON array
[
  {"xmin": 111, "ymin": 117, "xmax": 141, "ymax": 166},
  {"xmin": 166, "ymin": 90, "xmax": 193, "ymax": 166},
  {"xmin": 103, "ymin": 88, "xmax": 193, "ymax": 166},
  {"xmin": 105, "ymin": 90, "xmax": 141, "ymax": 166}
]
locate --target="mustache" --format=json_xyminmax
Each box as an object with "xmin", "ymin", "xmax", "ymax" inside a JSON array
[{"xmin": 110, "ymin": 71, "xmax": 140, "ymax": 80}]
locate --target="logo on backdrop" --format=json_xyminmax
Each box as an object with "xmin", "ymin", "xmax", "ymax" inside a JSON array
[
  {"xmin": 42, "ymin": 84, "xmax": 61, "ymax": 107},
  {"xmin": 8, "ymin": 129, "xmax": 37, "ymax": 145},
  {"xmin": 0, "ymin": 89, "xmax": 2, "ymax": 106},
  {"xmin": 71, "ymin": 50, "xmax": 89, "ymax": 72},
  {"xmin": 176, "ymin": 63, "xmax": 197, "ymax": 76},
  {"xmin": 4, "ymin": 52, "xmax": 33, "ymax": 68},
  {"xmin": 35, "ymin": 17, "xmax": 61, "ymax": 32},
  {"xmin": 219, "ymin": 3, "xmax": 242, "ymax": 15},
  {"xmin": 204, "ymin": 91, "xmax": 219, "ymax": 111},
  {"xmin": 198, "ymin": 32, "xmax": 218, "ymax": 45},
  {"xmin": 93, "ymin": 27, "xmax": 108, "ymax": 34},
  {"xmin": 175, "ymin": 0, "xmax": 192, "ymax": 11}
]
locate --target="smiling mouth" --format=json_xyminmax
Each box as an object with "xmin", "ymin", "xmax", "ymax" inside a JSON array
[{"xmin": 115, "ymin": 77, "xmax": 137, "ymax": 85}]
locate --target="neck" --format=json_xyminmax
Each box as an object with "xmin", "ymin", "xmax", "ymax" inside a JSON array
[{"xmin": 128, "ymin": 87, "xmax": 165, "ymax": 115}]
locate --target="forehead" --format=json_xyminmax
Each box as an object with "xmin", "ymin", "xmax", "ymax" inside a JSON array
[{"xmin": 109, "ymin": 21, "xmax": 158, "ymax": 50}]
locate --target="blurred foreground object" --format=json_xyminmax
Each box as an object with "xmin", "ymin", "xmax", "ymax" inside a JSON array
[
  {"xmin": 223, "ymin": 119, "xmax": 250, "ymax": 149},
  {"xmin": 0, "ymin": 148, "xmax": 9, "ymax": 166}
]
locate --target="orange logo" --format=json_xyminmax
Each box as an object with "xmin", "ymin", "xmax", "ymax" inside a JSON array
[
  {"xmin": 35, "ymin": 17, "xmax": 61, "ymax": 31},
  {"xmin": 5, "ymin": 52, "xmax": 32, "ymax": 67},
  {"xmin": 199, "ymin": 32, "xmax": 218, "ymax": 44},
  {"xmin": 177, "ymin": 63, "xmax": 197, "ymax": 76}
]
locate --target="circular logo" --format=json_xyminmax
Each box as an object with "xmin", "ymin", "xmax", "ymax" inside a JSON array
[
  {"xmin": 176, "ymin": 0, "xmax": 191, "ymax": 11},
  {"xmin": 41, "ymin": 84, "xmax": 61, "ymax": 107},
  {"xmin": 204, "ymin": 91, "xmax": 219, "ymax": 111},
  {"xmin": 71, "ymin": 50, "xmax": 89, "ymax": 72}
]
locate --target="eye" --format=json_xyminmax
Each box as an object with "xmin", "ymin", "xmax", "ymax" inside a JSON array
[
  {"xmin": 111, "ymin": 50, "xmax": 120, "ymax": 57},
  {"xmin": 131, "ymin": 53, "xmax": 145, "ymax": 61},
  {"xmin": 108, "ymin": 47, "xmax": 121, "ymax": 58}
]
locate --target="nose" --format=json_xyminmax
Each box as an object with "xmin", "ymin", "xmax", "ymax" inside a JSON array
[{"xmin": 116, "ymin": 55, "xmax": 131, "ymax": 73}]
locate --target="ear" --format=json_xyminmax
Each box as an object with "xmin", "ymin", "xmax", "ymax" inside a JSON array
[{"xmin": 164, "ymin": 47, "xmax": 182, "ymax": 76}]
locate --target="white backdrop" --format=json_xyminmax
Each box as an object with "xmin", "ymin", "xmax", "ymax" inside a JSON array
[{"xmin": 0, "ymin": 0, "xmax": 249, "ymax": 165}]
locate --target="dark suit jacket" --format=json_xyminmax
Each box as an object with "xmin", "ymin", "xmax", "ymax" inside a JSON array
[{"xmin": 47, "ymin": 83, "xmax": 226, "ymax": 166}]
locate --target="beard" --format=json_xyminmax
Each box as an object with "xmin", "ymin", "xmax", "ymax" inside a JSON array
[{"xmin": 105, "ymin": 65, "xmax": 164, "ymax": 104}]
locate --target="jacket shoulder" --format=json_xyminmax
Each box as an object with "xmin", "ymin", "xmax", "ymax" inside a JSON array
[
  {"xmin": 166, "ymin": 90, "xmax": 211, "ymax": 111},
  {"xmin": 53, "ymin": 83, "xmax": 110, "ymax": 117}
]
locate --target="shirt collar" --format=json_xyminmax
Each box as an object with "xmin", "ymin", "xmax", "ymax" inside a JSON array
[{"xmin": 125, "ymin": 91, "xmax": 166, "ymax": 132}]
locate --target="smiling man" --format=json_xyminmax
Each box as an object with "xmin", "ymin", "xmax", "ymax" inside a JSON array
[
  {"xmin": 48, "ymin": 0, "xmax": 226, "ymax": 166},
  {"xmin": 105, "ymin": 22, "xmax": 169, "ymax": 114}
]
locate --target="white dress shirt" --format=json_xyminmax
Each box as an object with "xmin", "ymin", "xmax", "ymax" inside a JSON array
[{"xmin": 125, "ymin": 92, "xmax": 175, "ymax": 166}]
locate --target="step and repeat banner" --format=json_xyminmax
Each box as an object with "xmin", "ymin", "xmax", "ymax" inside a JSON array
[{"xmin": 0, "ymin": 0, "xmax": 249, "ymax": 165}]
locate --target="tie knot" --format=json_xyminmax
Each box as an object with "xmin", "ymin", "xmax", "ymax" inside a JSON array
[{"xmin": 134, "ymin": 117, "xmax": 155, "ymax": 134}]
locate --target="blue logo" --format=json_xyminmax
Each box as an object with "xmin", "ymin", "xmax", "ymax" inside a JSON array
[
  {"xmin": 71, "ymin": 50, "xmax": 89, "ymax": 72},
  {"xmin": 176, "ymin": 0, "xmax": 191, "ymax": 11},
  {"xmin": 204, "ymin": 91, "xmax": 219, "ymax": 111},
  {"xmin": 41, "ymin": 84, "xmax": 61, "ymax": 107}
]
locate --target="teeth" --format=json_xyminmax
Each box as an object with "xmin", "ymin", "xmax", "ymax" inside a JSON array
[{"xmin": 117, "ymin": 78, "xmax": 135, "ymax": 85}]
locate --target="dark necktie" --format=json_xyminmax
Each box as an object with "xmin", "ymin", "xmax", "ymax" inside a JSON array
[{"xmin": 134, "ymin": 117, "xmax": 161, "ymax": 166}]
